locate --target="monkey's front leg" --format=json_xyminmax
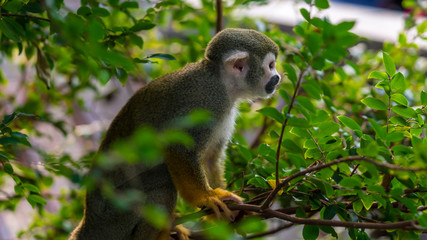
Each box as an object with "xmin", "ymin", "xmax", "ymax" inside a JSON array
[{"xmin": 165, "ymin": 147, "xmax": 242, "ymax": 221}]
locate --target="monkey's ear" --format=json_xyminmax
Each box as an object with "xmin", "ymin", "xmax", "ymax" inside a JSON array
[{"xmin": 224, "ymin": 51, "xmax": 249, "ymax": 76}]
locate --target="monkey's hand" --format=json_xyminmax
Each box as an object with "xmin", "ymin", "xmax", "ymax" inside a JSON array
[{"xmin": 195, "ymin": 188, "xmax": 243, "ymax": 221}]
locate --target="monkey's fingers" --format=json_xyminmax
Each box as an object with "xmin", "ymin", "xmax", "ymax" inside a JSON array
[
  {"xmin": 212, "ymin": 198, "xmax": 235, "ymax": 222},
  {"xmin": 208, "ymin": 199, "xmax": 223, "ymax": 220},
  {"xmin": 174, "ymin": 225, "xmax": 190, "ymax": 240}
]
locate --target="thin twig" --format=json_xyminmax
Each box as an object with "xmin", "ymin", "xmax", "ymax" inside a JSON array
[
  {"xmin": 275, "ymin": 68, "xmax": 306, "ymax": 186},
  {"xmin": 247, "ymin": 223, "xmax": 294, "ymax": 239}
]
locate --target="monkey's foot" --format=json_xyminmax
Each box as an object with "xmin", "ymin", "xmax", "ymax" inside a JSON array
[
  {"xmin": 197, "ymin": 188, "xmax": 243, "ymax": 221},
  {"xmin": 172, "ymin": 224, "xmax": 190, "ymax": 240}
]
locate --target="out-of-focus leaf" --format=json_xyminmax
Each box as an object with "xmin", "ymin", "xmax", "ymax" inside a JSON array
[
  {"xmin": 130, "ymin": 21, "xmax": 156, "ymax": 32},
  {"xmin": 36, "ymin": 47, "xmax": 51, "ymax": 89},
  {"xmin": 147, "ymin": 53, "xmax": 176, "ymax": 60},
  {"xmin": 314, "ymin": 0, "xmax": 329, "ymax": 9}
]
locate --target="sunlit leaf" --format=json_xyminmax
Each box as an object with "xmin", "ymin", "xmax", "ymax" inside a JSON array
[
  {"xmin": 390, "ymin": 72, "xmax": 405, "ymax": 92},
  {"xmin": 361, "ymin": 97, "xmax": 387, "ymax": 111},
  {"xmin": 383, "ymin": 51, "xmax": 396, "ymax": 76},
  {"xmin": 391, "ymin": 93, "xmax": 408, "ymax": 106},
  {"xmin": 258, "ymin": 107, "xmax": 284, "ymax": 123},
  {"xmin": 392, "ymin": 105, "xmax": 417, "ymax": 118}
]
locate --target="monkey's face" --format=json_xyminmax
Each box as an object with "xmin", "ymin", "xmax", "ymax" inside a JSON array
[
  {"xmin": 223, "ymin": 50, "xmax": 280, "ymax": 100},
  {"xmin": 260, "ymin": 52, "xmax": 281, "ymax": 97}
]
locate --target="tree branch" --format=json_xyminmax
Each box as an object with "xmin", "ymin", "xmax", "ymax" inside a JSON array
[
  {"xmin": 261, "ymin": 156, "xmax": 427, "ymax": 210},
  {"xmin": 215, "ymin": 0, "xmax": 223, "ymax": 33},
  {"xmin": 0, "ymin": 13, "xmax": 50, "ymax": 22}
]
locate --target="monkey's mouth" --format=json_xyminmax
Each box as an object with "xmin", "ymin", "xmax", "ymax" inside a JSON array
[{"xmin": 265, "ymin": 75, "xmax": 280, "ymax": 94}]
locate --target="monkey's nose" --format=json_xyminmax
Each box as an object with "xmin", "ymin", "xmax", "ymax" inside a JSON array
[{"xmin": 265, "ymin": 75, "xmax": 280, "ymax": 94}]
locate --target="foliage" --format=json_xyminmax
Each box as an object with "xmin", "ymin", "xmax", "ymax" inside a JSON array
[{"xmin": 2, "ymin": 0, "xmax": 427, "ymax": 239}]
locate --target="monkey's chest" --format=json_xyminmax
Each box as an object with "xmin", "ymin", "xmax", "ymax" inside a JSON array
[{"xmin": 200, "ymin": 107, "xmax": 237, "ymax": 163}]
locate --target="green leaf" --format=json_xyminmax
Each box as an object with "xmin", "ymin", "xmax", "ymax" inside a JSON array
[
  {"xmin": 147, "ymin": 53, "xmax": 176, "ymax": 61},
  {"xmin": 307, "ymin": 32, "xmax": 322, "ymax": 54},
  {"xmin": 27, "ymin": 194, "xmax": 47, "ymax": 207},
  {"xmin": 390, "ymin": 116, "xmax": 407, "ymax": 126},
  {"xmin": 391, "ymin": 93, "xmax": 408, "ymax": 106},
  {"xmin": 392, "ymin": 105, "xmax": 417, "ymax": 118},
  {"xmin": 283, "ymin": 63, "xmax": 297, "ymax": 87},
  {"xmin": 418, "ymin": 214, "xmax": 427, "ymax": 228},
  {"xmin": 286, "ymin": 116, "xmax": 310, "ymax": 128},
  {"xmin": 142, "ymin": 204, "xmax": 169, "ymax": 229},
  {"xmin": 386, "ymin": 132, "xmax": 404, "ymax": 143},
  {"xmin": 279, "ymin": 89, "xmax": 291, "ymax": 104},
  {"xmin": 2, "ymin": 112, "xmax": 16, "ymax": 125},
  {"xmin": 297, "ymin": 96, "xmax": 315, "ymax": 113},
  {"xmin": 248, "ymin": 175, "xmax": 269, "ymax": 188},
  {"xmin": 130, "ymin": 21, "xmax": 156, "ymax": 32},
  {"xmin": 375, "ymin": 80, "xmax": 390, "ymax": 94},
  {"xmin": 11, "ymin": 132, "xmax": 31, "ymax": 147},
  {"xmin": 302, "ymin": 82, "xmax": 322, "ymax": 100},
  {"xmin": 4, "ymin": 163, "xmax": 13, "ymax": 174},
  {"xmin": 337, "ymin": 116, "xmax": 362, "ymax": 132},
  {"xmin": 417, "ymin": 20, "xmax": 427, "ymax": 34},
  {"xmin": 390, "ymin": 72, "xmax": 405, "ymax": 92},
  {"xmin": 287, "ymin": 153, "xmax": 306, "ymax": 168},
  {"xmin": 339, "ymin": 177, "xmax": 362, "ymax": 189},
  {"xmin": 3, "ymin": 0, "xmax": 24, "ymax": 13},
  {"xmin": 300, "ymin": 8, "xmax": 310, "ymax": 21},
  {"xmin": 353, "ymin": 199, "xmax": 363, "ymax": 213},
  {"xmin": 318, "ymin": 121, "xmax": 340, "ymax": 137},
  {"xmin": 303, "ymin": 225, "xmax": 319, "ymax": 240},
  {"xmin": 77, "ymin": 6, "xmax": 91, "ymax": 16},
  {"xmin": 367, "ymin": 119, "xmax": 386, "ymax": 140},
  {"xmin": 368, "ymin": 71, "xmax": 388, "ymax": 81},
  {"xmin": 258, "ymin": 107, "xmax": 284, "ymax": 123},
  {"xmin": 361, "ymin": 97, "xmax": 387, "ymax": 110},
  {"xmin": 361, "ymin": 194, "xmax": 374, "ymax": 210},
  {"xmin": 383, "ymin": 51, "xmax": 396, "ymax": 76},
  {"xmin": 120, "ymin": 1, "xmax": 139, "ymax": 9},
  {"xmin": 22, "ymin": 183, "xmax": 40, "ymax": 193},
  {"xmin": 421, "ymin": 91, "xmax": 427, "ymax": 106},
  {"xmin": 321, "ymin": 205, "xmax": 337, "ymax": 220},
  {"xmin": 0, "ymin": 17, "xmax": 24, "ymax": 41},
  {"xmin": 36, "ymin": 47, "xmax": 51, "ymax": 89},
  {"xmin": 314, "ymin": 0, "xmax": 329, "ymax": 9},
  {"xmin": 92, "ymin": 7, "xmax": 110, "ymax": 17},
  {"xmin": 129, "ymin": 33, "xmax": 143, "ymax": 49}
]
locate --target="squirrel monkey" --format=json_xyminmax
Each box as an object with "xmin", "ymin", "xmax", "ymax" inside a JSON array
[{"xmin": 70, "ymin": 28, "xmax": 280, "ymax": 240}]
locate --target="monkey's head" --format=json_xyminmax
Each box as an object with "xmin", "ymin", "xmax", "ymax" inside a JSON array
[{"xmin": 205, "ymin": 28, "xmax": 281, "ymax": 100}]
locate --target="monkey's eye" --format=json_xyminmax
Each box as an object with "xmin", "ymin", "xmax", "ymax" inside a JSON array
[{"xmin": 269, "ymin": 61, "xmax": 275, "ymax": 70}]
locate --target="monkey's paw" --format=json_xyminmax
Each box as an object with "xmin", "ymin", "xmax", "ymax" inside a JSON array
[
  {"xmin": 172, "ymin": 224, "xmax": 190, "ymax": 240},
  {"xmin": 197, "ymin": 188, "xmax": 243, "ymax": 221}
]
